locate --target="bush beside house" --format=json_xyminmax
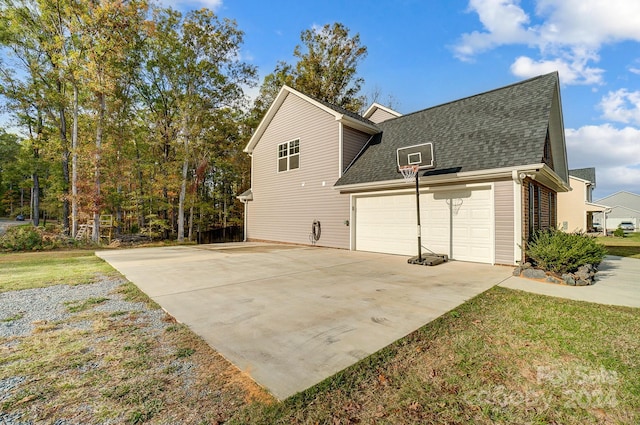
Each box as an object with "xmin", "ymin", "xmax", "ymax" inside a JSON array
[{"xmin": 515, "ymin": 228, "xmax": 607, "ymax": 286}]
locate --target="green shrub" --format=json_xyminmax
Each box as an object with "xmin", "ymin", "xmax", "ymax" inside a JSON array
[
  {"xmin": 0, "ymin": 225, "xmax": 47, "ymax": 251},
  {"xmin": 0, "ymin": 225, "xmax": 74, "ymax": 252},
  {"xmin": 525, "ymin": 228, "xmax": 606, "ymax": 274},
  {"xmin": 613, "ymin": 228, "xmax": 625, "ymax": 237}
]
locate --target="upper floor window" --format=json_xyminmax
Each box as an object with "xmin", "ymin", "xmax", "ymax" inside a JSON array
[{"xmin": 278, "ymin": 139, "xmax": 300, "ymax": 172}]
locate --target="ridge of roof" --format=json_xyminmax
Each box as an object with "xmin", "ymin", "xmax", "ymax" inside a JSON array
[
  {"xmin": 383, "ymin": 72, "xmax": 559, "ymax": 124},
  {"xmin": 335, "ymin": 72, "xmax": 561, "ymax": 187}
]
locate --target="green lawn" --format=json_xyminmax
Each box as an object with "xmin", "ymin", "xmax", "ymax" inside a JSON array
[
  {"xmin": 1, "ymin": 249, "xmax": 639, "ymax": 424},
  {"xmin": 598, "ymin": 232, "xmax": 640, "ymax": 259},
  {"xmin": 0, "ymin": 250, "xmax": 120, "ymax": 292}
]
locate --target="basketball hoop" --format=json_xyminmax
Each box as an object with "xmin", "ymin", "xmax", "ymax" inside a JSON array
[{"xmin": 399, "ymin": 165, "xmax": 419, "ymax": 183}]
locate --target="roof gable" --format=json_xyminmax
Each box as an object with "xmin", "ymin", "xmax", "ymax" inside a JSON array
[
  {"xmin": 595, "ymin": 191, "xmax": 640, "ymax": 211},
  {"xmin": 336, "ymin": 72, "xmax": 566, "ymax": 187},
  {"xmin": 363, "ymin": 103, "xmax": 402, "ymax": 123},
  {"xmin": 244, "ymin": 85, "xmax": 378, "ymax": 153},
  {"xmin": 607, "ymin": 205, "xmax": 640, "ymax": 215},
  {"xmin": 569, "ymin": 167, "xmax": 596, "ymax": 184}
]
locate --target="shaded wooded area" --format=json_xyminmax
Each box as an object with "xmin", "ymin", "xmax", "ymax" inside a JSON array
[{"xmin": 0, "ymin": 1, "xmax": 369, "ymax": 243}]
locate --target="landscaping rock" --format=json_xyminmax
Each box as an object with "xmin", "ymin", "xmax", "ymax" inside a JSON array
[
  {"xmin": 523, "ymin": 268, "xmax": 547, "ymax": 279},
  {"xmin": 512, "ymin": 267, "xmax": 522, "ymax": 276},
  {"xmin": 562, "ymin": 274, "xmax": 576, "ymax": 286},
  {"xmin": 575, "ymin": 279, "xmax": 591, "ymax": 286},
  {"xmin": 546, "ymin": 276, "xmax": 561, "ymax": 284},
  {"xmin": 575, "ymin": 264, "xmax": 595, "ymax": 281}
]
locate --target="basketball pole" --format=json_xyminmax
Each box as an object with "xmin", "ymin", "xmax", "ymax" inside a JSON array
[{"xmin": 414, "ymin": 170, "xmax": 422, "ymax": 263}]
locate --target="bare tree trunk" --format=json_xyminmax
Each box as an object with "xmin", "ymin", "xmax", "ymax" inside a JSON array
[
  {"xmin": 58, "ymin": 80, "xmax": 70, "ymax": 235},
  {"xmin": 177, "ymin": 116, "xmax": 189, "ymax": 242},
  {"xmin": 92, "ymin": 92, "xmax": 105, "ymax": 243},
  {"xmin": 32, "ymin": 173, "xmax": 40, "ymax": 227},
  {"xmin": 188, "ymin": 204, "xmax": 194, "ymax": 241},
  {"xmin": 133, "ymin": 139, "xmax": 145, "ymax": 230},
  {"xmin": 31, "ymin": 113, "xmax": 43, "ymax": 227},
  {"xmin": 71, "ymin": 84, "xmax": 79, "ymax": 237}
]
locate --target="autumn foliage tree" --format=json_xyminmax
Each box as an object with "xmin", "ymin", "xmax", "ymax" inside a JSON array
[
  {"xmin": 0, "ymin": 8, "xmax": 367, "ymax": 244},
  {"xmin": 0, "ymin": 1, "xmax": 258, "ymax": 242},
  {"xmin": 255, "ymin": 22, "xmax": 367, "ymax": 117}
]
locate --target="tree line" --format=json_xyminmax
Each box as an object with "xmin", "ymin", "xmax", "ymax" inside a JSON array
[{"xmin": 0, "ymin": 0, "xmax": 369, "ymax": 243}]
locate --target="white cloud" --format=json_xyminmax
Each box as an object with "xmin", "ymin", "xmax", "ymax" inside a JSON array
[
  {"xmin": 565, "ymin": 124, "xmax": 640, "ymax": 196},
  {"xmin": 454, "ymin": 0, "xmax": 536, "ymax": 60},
  {"xmin": 600, "ymin": 89, "xmax": 640, "ymax": 125},
  {"xmin": 534, "ymin": 0, "xmax": 640, "ymax": 49},
  {"xmin": 511, "ymin": 50, "xmax": 604, "ymax": 84},
  {"xmin": 455, "ymin": 0, "xmax": 534, "ymax": 59},
  {"xmin": 455, "ymin": 0, "xmax": 640, "ymax": 84}
]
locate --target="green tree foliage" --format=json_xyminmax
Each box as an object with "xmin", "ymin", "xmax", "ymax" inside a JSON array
[
  {"xmin": 0, "ymin": 1, "xmax": 257, "ymax": 243},
  {"xmin": 137, "ymin": 8, "xmax": 256, "ymax": 241},
  {"xmin": 0, "ymin": 130, "xmax": 21, "ymax": 216},
  {"xmin": 255, "ymin": 22, "xmax": 367, "ymax": 117}
]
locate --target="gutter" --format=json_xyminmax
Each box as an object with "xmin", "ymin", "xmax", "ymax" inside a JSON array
[{"xmin": 335, "ymin": 163, "xmax": 569, "ymax": 193}]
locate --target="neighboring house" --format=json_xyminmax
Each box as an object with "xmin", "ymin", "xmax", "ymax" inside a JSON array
[
  {"xmin": 593, "ymin": 191, "xmax": 640, "ymax": 231},
  {"xmin": 557, "ymin": 168, "xmax": 609, "ymax": 233},
  {"xmin": 241, "ymin": 72, "xmax": 570, "ymax": 265}
]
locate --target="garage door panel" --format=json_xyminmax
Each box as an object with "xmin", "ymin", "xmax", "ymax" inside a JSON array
[
  {"xmin": 355, "ymin": 195, "xmax": 416, "ymax": 255},
  {"xmin": 356, "ymin": 188, "xmax": 493, "ymax": 263}
]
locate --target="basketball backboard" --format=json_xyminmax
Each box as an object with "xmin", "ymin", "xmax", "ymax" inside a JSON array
[{"xmin": 396, "ymin": 142, "xmax": 435, "ymax": 171}]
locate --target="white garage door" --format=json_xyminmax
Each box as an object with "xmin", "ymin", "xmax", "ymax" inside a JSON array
[{"xmin": 355, "ymin": 187, "xmax": 493, "ymax": 263}]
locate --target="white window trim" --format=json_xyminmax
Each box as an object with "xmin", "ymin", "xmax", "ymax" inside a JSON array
[{"xmin": 277, "ymin": 138, "xmax": 300, "ymax": 173}]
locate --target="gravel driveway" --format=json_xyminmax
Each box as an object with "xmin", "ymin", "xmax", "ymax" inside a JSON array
[{"xmin": 0, "ymin": 279, "xmax": 172, "ymax": 425}]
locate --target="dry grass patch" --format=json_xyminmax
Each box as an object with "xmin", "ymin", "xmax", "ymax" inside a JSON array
[{"xmin": 0, "ymin": 284, "xmax": 273, "ymax": 424}]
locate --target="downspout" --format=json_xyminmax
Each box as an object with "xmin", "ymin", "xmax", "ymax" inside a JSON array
[
  {"xmin": 242, "ymin": 200, "xmax": 248, "ymax": 242},
  {"xmin": 512, "ymin": 170, "xmax": 524, "ymax": 264}
]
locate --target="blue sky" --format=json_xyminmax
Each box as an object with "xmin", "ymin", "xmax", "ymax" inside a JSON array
[
  {"xmin": 3, "ymin": 0, "xmax": 638, "ymax": 199},
  {"xmin": 189, "ymin": 0, "xmax": 639, "ymax": 200}
]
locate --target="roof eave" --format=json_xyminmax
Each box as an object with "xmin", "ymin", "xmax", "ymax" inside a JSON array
[
  {"xmin": 244, "ymin": 86, "xmax": 291, "ymax": 153},
  {"xmin": 585, "ymin": 201, "xmax": 609, "ymax": 212},
  {"xmin": 335, "ymin": 164, "xmax": 564, "ymax": 193},
  {"xmin": 362, "ymin": 102, "xmax": 403, "ymax": 119},
  {"xmin": 535, "ymin": 165, "xmax": 571, "ymax": 192},
  {"xmin": 336, "ymin": 115, "xmax": 379, "ymax": 134}
]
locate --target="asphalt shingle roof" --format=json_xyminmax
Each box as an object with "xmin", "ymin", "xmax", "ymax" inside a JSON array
[
  {"xmin": 311, "ymin": 95, "xmax": 378, "ymax": 128},
  {"xmin": 335, "ymin": 72, "xmax": 559, "ymax": 186},
  {"xmin": 569, "ymin": 167, "xmax": 596, "ymax": 184}
]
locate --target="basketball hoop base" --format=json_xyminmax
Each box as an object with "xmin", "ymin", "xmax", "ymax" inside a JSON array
[{"xmin": 408, "ymin": 253, "xmax": 448, "ymax": 266}]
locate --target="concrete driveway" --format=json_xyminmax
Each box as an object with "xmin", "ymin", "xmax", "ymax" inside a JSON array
[
  {"xmin": 97, "ymin": 243, "xmax": 513, "ymax": 399},
  {"xmin": 501, "ymin": 255, "xmax": 640, "ymax": 308}
]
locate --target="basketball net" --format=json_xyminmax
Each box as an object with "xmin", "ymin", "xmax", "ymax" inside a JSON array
[
  {"xmin": 446, "ymin": 198, "xmax": 464, "ymax": 215},
  {"xmin": 399, "ymin": 165, "xmax": 419, "ymax": 183}
]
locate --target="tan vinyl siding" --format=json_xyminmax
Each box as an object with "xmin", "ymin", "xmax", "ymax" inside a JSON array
[
  {"xmin": 368, "ymin": 108, "xmax": 397, "ymax": 123},
  {"xmin": 494, "ymin": 179, "xmax": 515, "ymax": 265},
  {"xmin": 247, "ymin": 93, "xmax": 350, "ymax": 248},
  {"xmin": 342, "ymin": 126, "xmax": 370, "ymax": 172}
]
